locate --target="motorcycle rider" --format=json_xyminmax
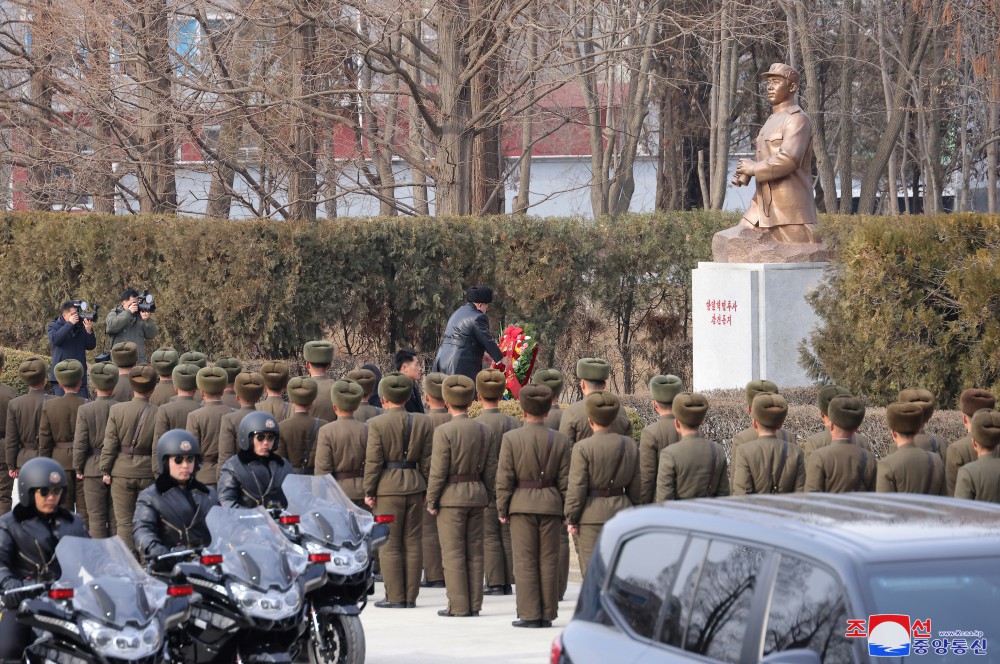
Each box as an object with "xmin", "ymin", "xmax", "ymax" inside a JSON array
[
  {"xmin": 133, "ymin": 429, "xmax": 218, "ymax": 563},
  {"xmin": 0, "ymin": 457, "xmax": 89, "ymax": 660},
  {"xmin": 218, "ymin": 411, "xmax": 292, "ymax": 508}
]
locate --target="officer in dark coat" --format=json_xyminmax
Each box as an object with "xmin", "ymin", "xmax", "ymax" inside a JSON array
[
  {"xmin": 218, "ymin": 411, "xmax": 292, "ymax": 509},
  {"xmin": 133, "ymin": 429, "xmax": 218, "ymax": 563},
  {"xmin": 47, "ymin": 301, "xmax": 97, "ymax": 396},
  {"xmin": 0, "ymin": 457, "xmax": 89, "ymax": 659},
  {"xmin": 432, "ymin": 286, "xmax": 508, "ymax": 382}
]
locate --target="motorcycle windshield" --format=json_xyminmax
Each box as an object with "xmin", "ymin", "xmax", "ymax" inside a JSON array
[
  {"xmin": 203, "ymin": 506, "xmax": 308, "ymax": 590},
  {"xmin": 55, "ymin": 536, "xmax": 168, "ymax": 628},
  {"xmin": 283, "ymin": 474, "xmax": 374, "ymax": 549}
]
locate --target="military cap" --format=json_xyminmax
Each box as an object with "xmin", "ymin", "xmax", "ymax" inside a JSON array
[
  {"xmin": 761, "ymin": 62, "xmax": 800, "ymax": 86},
  {"xmin": 54, "ymin": 360, "xmax": 84, "ymax": 387},
  {"xmin": 673, "ymin": 392, "xmax": 709, "ymax": 428},
  {"xmin": 585, "ymin": 390, "xmax": 621, "ymax": 427},
  {"xmin": 331, "ymin": 380, "xmax": 364, "ymax": 412},
  {"xmin": 150, "ymin": 347, "xmax": 179, "ymax": 377},
  {"xmin": 971, "ymin": 409, "xmax": 1000, "ymax": 450},
  {"xmin": 745, "ymin": 380, "xmax": 779, "ymax": 407},
  {"xmin": 828, "ymin": 395, "xmax": 865, "ymax": 431},
  {"xmin": 650, "ymin": 375, "xmax": 683, "ymax": 406},
  {"xmin": 466, "ymin": 286, "xmax": 494, "ymax": 304},
  {"xmin": 519, "ymin": 384, "xmax": 552, "ymax": 417},
  {"xmin": 530, "ymin": 369, "xmax": 564, "ymax": 397},
  {"xmin": 960, "ymin": 389, "xmax": 996, "ymax": 417},
  {"xmin": 443, "ymin": 375, "xmax": 476, "ymax": 407},
  {"xmin": 476, "ymin": 369, "xmax": 507, "ymax": 400},
  {"xmin": 303, "ymin": 340, "xmax": 334, "ymax": 365},
  {"xmin": 18, "ymin": 357, "xmax": 47, "ymax": 387},
  {"xmin": 287, "ymin": 376, "xmax": 318, "ymax": 406},
  {"xmin": 112, "ymin": 342, "xmax": 139, "ymax": 368},
  {"xmin": 178, "ymin": 351, "xmax": 208, "ymax": 369},
  {"xmin": 235, "ymin": 371, "xmax": 265, "ymax": 402},
  {"xmin": 215, "ymin": 357, "xmax": 243, "ymax": 383},
  {"xmin": 898, "ymin": 388, "xmax": 935, "ymax": 423},
  {"xmin": 751, "ymin": 393, "xmax": 788, "ymax": 430},
  {"xmin": 89, "ymin": 362, "xmax": 119, "ymax": 391},
  {"xmin": 196, "ymin": 366, "xmax": 228, "ymax": 395},
  {"xmin": 817, "ymin": 385, "xmax": 852, "ymax": 416},
  {"xmin": 261, "ymin": 361, "xmax": 290, "ymax": 390},
  {"xmin": 886, "ymin": 402, "xmax": 924, "ymax": 435},
  {"xmin": 379, "ymin": 372, "xmax": 413, "ymax": 405},
  {"xmin": 423, "ymin": 372, "xmax": 447, "ymax": 400},
  {"xmin": 172, "ymin": 363, "xmax": 200, "ymax": 392},
  {"xmin": 576, "ymin": 358, "xmax": 611, "ymax": 382},
  {"xmin": 346, "ymin": 369, "xmax": 377, "ymax": 396},
  {"xmin": 129, "ymin": 364, "xmax": 158, "ymax": 393}
]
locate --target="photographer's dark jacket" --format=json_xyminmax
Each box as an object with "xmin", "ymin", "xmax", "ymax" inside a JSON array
[
  {"xmin": 105, "ymin": 306, "xmax": 158, "ymax": 364},
  {"xmin": 217, "ymin": 451, "xmax": 291, "ymax": 509},
  {"xmin": 132, "ymin": 474, "xmax": 218, "ymax": 560},
  {"xmin": 0, "ymin": 505, "xmax": 88, "ymax": 590},
  {"xmin": 431, "ymin": 303, "xmax": 504, "ymax": 381},
  {"xmin": 47, "ymin": 317, "xmax": 96, "ymax": 386}
]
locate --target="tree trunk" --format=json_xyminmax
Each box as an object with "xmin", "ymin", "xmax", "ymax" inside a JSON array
[
  {"xmin": 793, "ymin": 0, "xmax": 835, "ymax": 214},
  {"xmin": 434, "ymin": 0, "xmax": 473, "ymax": 216},
  {"xmin": 288, "ymin": 6, "xmax": 319, "ymax": 221},
  {"xmin": 26, "ymin": 0, "xmax": 55, "ymax": 211},
  {"xmin": 135, "ymin": 0, "xmax": 176, "ymax": 214},
  {"xmin": 404, "ymin": 10, "xmax": 429, "ymax": 216},
  {"xmin": 989, "ymin": 80, "xmax": 998, "ymax": 214},
  {"xmin": 836, "ymin": 0, "xmax": 859, "ymax": 214},
  {"xmin": 708, "ymin": 0, "xmax": 734, "ymax": 210}
]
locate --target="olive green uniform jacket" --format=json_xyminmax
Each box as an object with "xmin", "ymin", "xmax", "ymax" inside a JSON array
[
  {"xmin": 886, "ymin": 433, "xmax": 948, "ymax": 464},
  {"xmin": 218, "ymin": 406, "xmax": 255, "ymax": 470},
  {"xmin": 543, "ymin": 405, "xmax": 563, "ymax": 432},
  {"xmin": 426, "ymin": 415, "xmax": 497, "ymax": 509},
  {"xmin": 564, "ymin": 431, "xmax": 640, "ymax": 526},
  {"xmin": 876, "ymin": 445, "xmax": 947, "ymax": 495},
  {"xmin": 495, "ymin": 422, "xmax": 571, "ymax": 518},
  {"xmin": 73, "ymin": 396, "xmax": 118, "ymax": 477},
  {"xmin": 559, "ymin": 400, "xmax": 632, "ymax": 446},
  {"xmin": 99, "ymin": 396, "xmax": 158, "ymax": 478},
  {"xmin": 946, "ymin": 435, "xmax": 975, "ymax": 497},
  {"xmin": 277, "ymin": 412, "xmax": 327, "ymax": 473},
  {"xmin": 39, "ymin": 393, "xmax": 87, "ymax": 471},
  {"xmin": 363, "ymin": 408, "xmax": 433, "ymax": 497},
  {"xmin": 151, "ymin": 397, "xmax": 200, "ymax": 475},
  {"xmin": 803, "ymin": 429, "xmax": 872, "ymax": 459},
  {"xmin": 314, "ymin": 418, "xmax": 369, "ymax": 501},
  {"xmin": 639, "ymin": 414, "xmax": 679, "ymax": 504},
  {"xmin": 5, "ymin": 390, "xmax": 49, "ymax": 469},
  {"xmin": 186, "ymin": 401, "xmax": 234, "ymax": 483},
  {"xmin": 954, "ymin": 455, "xmax": 1000, "ymax": 503},
  {"xmin": 354, "ymin": 403, "xmax": 382, "ymax": 424},
  {"xmin": 732, "ymin": 434, "xmax": 805, "ymax": 495},
  {"xmin": 308, "ymin": 376, "xmax": 337, "ymax": 423},
  {"xmin": 804, "ymin": 439, "xmax": 876, "ymax": 493},
  {"xmin": 655, "ymin": 434, "xmax": 729, "ymax": 501}
]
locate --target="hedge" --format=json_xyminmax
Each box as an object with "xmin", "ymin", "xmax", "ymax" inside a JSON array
[{"xmin": 0, "ymin": 346, "xmax": 52, "ymax": 395}]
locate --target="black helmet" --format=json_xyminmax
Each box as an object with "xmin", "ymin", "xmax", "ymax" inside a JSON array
[
  {"xmin": 156, "ymin": 429, "xmax": 201, "ymax": 476},
  {"xmin": 18, "ymin": 457, "xmax": 67, "ymax": 505},
  {"xmin": 238, "ymin": 411, "xmax": 279, "ymax": 452}
]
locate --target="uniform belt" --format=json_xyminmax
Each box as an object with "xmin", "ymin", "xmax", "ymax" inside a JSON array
[
  {"xmin": 517, "ymin": 480, "xmax": 556, "ymax": 489},
  {"xmin": 448, "ymin": 474, "xmax": 480, "ymax": 484},
  {"xmin": 384, "ymin": 461, "xmax": 417, "ymax": 470},
  {"xmin": 334, "ymin": 470, "xmax": 364, "ymax": 480},
  {"xmin": 55, "ymin": 442, "xmax": 74, "ymax": 449},
  {"xmin": 202, "ymin": 454, "xmax": 219, "ymax": 464},
  {"xmin": 589, "ymin": 486, "xmax": 626, "ymax": 498},
  {"xmin": 121, "ymin": 446, "xmax": 152, "ymax": 456}
]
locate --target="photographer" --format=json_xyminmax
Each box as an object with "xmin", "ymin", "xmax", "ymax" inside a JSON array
[
  {"xmin": 105, "ymin": 288, "xmax": 157, "ymax": 364},
  {"xmin": 48, "ymin": 301, "xmax": 97, "ymax": 396}
]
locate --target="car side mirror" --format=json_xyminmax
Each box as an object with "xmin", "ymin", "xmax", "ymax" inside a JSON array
[{"xmin": 760, "ymin": 649, "xmax": 822, "ymax": 664}]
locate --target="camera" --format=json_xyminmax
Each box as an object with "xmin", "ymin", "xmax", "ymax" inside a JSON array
[
  {"xmin": 69, "ymin": 300, "xmax": 99, "ymax": 321},
  {"xmin": 137, "ymin": 290, "xmax": 156, "ymax": 314}
]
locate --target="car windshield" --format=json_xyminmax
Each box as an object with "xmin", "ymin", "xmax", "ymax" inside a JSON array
[
  {"xmin": 283, "ymin": 474, "xmax": 374, "ymax": 548},
  {"xmin": 866, "ymin": 559, "xmax": 999, "ymax": 661},
  {"xmin": 203, "ymin": 506, "xmax": 309, "ymax": 590}
]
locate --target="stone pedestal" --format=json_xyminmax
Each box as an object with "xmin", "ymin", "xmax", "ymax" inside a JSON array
[{"xmin": 692, "ymin": 262, "xmax": 828, "ymax": 392}]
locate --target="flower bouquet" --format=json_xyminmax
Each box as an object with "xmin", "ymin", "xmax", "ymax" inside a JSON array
[{"xmin": 492, "ymin": 323, "xmax": 540, "ymax": 399}]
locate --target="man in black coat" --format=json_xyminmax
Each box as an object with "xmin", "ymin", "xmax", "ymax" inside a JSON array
[
  {"xmin": 48, "ymin": 301, "xmax": 97, "ymax": 396},
  {"xmin": 218, "ymin": 411, "xmax": 291, "ymax": 509},
  {"xmin": 432, "ymin": 286, "xmax": 509, "ymax": 383}
]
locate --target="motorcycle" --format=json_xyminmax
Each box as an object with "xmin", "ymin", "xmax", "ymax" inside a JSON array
[
  {"xmin": 165, "ymin": 506, "xmax": 326, "ymax": 664},
  {"xmin": 281, "ymin": 474, "xmax": 391, "ymax": 664},
  {"xmin": 0, "ymin": 536, "xmax": 193, "ymax": 664}
]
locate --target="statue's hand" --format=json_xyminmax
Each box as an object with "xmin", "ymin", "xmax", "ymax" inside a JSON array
[{"xmin": 732, "ymin": 159, "xmax": 753, "ymax": 186}]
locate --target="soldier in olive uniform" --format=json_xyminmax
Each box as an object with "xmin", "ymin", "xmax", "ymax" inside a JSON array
[
  {"xmin": 476, "ymin": 369, "xmax": 518, "ymax": 596},
  {"xmin": 215, "ymin": 357, "xmax": 243, "ymax": 410},
  {"xmin": 73, "ymin": 362, "xmax": 118, "ymax": 536},
  {"xmin": 364, "ymin": 372, "xmax": 434, "ymax": 609},
  {"xmin": 496, "ymin": 385, "xmax": 571, "ymax": 628},
  {"xmin": 559, "ymin": 359, "xmax": 632, "ymax": 445},
  {"xmin": 732, "ymin": 394, "xmax": 805, "ymax": 495},
  {"xmin": 304, "ymin": 341, "xmax": 337, "ymax": 422},
  {"xmin": 946, "ymin": 389, "xmax": 996, "ymax": 496},
  {"xmin": 111, "ymin": 342, "xmax": 139, "ymax": 403},
  {"xmin": 185, "ymin": 367, "xmax": 233, "ymax": 487},
  {"xmin": 655, "ymin": 392, "xmax": 729, "ymax": 501},
  {"xmin": 99, "ymin": 365, "xmax": 159, "ymax": 553},
  {"xmin": 954, "ymin": 409, "xmax": 1000, "ymax": 502},
  {"xmin": 315, "ymin": 380, "xmax": 369, "ymax": 507},
  {"xmin": 0, "ymin": 351, "xmax": 16, "ymax": 515},
  {"xmin": 349, "ymin": 369, "xmax": 383, "ymax": 423},
  {"xmin": 530, "ymin": 369, "xmax": 565, "ymax": 431},
  {"xmin": 149, "ymin": 347, "xmax": 180, "ymax": 407},
  {"xmin": 805, "ymin": 396, "xmax": 875, "ymax": 493},
  {"xmin": 564, "ymin": 391, "xmax": 640, "ymax": 575},
  {"xmin": 638, "ymin": 375, "xmax": 683, "ymax": 504},
  {"xmin": 151, "ymin": 364, "xmax": 201, "ymax": 473},
  {"xmin": 5, "ymin": 357, "xmax": 49, "ymax": 478},
  {"xmin": 426, "ymin": 375, "xmax": 498, "ymax": 617},
  {"xmin": 803, "ymin": 385, "xmax": 873, "ymax": 460},
  {"xmin": 39, "ymin": 360, "xmax": 88, "ymax": 516},
  {"xmin": 219, "ymin": 372, "xmax": 265, "ymax": 470},
  {"xmin": 277, "ymin": 377, "xmax": 327, "ymax": 474},
  {"xmin": 258, "ymin": 361, "xmax": 292, "ymax": 421},
  {"xmin": 877, "ymin": 402, "xmax": 946, "ymax": 494},
  {"xmin": 420, "ymin": 372, "xmax": 450, "ymax": 588},
  {"xmin": 178, "ymin": 351, "xmax": 207, "ymax": 404},
  {"xmin": 730, "ymin": 380, "xmax": 794, "ymax": 460},
  {"xmin": 887, "ymin": 389, "xmax": 948, "ymax": 463}
]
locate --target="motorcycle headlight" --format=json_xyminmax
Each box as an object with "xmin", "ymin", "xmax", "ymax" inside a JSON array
[
  {"xmin": 81, "ymin": 619, "xmax": 161, "ymax": 658},
  {"xmin": 228, "ymin": 581, "xmax": 300, "ymax": 620},
  {"xmin": 306, "ymin": 540, "xmax": 365, "ymax": 574}
]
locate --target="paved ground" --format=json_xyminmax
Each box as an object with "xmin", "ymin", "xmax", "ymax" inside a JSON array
[{"xmin": 360, "ymin": 581, "xmax": 581, "ymax": 663}]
